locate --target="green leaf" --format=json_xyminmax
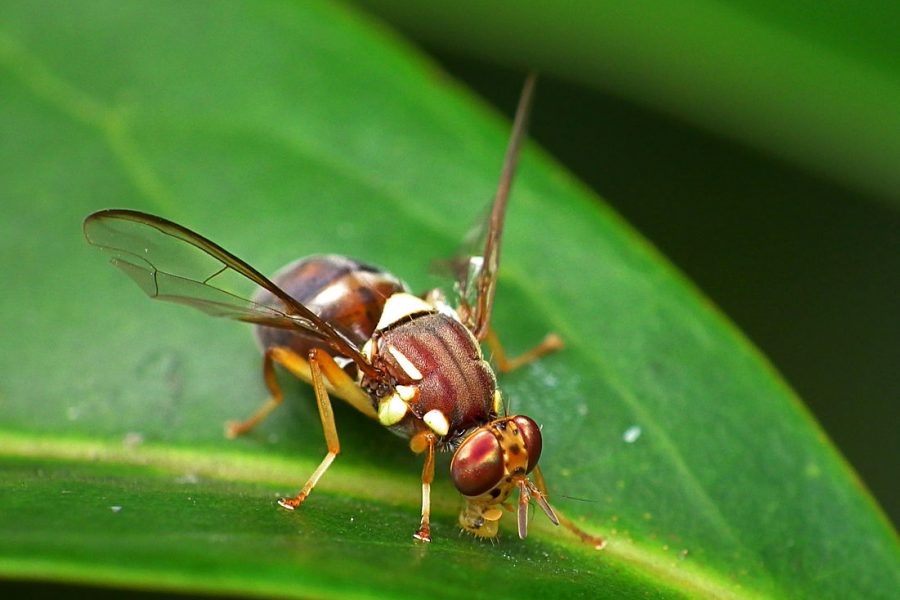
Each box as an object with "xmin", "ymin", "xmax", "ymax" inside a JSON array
[{"xmin": 0, "ymin": 1, "xmax": 897, "ymax": 599}]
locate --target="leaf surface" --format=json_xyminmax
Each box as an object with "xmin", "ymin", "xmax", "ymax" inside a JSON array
[{"xmin": 0, "ymin": 1, "xmax": 897, "ymax": 599}]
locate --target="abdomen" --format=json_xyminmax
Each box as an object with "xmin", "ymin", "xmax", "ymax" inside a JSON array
[{"xmin": 253, "ymin": 255, "xmax": 407, "ymax": 365}]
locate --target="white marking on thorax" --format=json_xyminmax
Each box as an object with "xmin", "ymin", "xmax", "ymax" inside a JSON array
[
  {"xmin": 395, "ymin": 384, "xmax": 418, "ymax": 401},
  {"xmin": 423, "ymin": 409, "xmax": 449, "ymax": 436},
  {"xmin": 378, "ymin": 392, "xmax": 408, "ymax": 426},
  {"xmin": 388, "ymin": 346, "xmax": 423, "ymax": 381},
  {"xmin": 375, "ymin": 292, "xmax": 433, "ymax": 331}
]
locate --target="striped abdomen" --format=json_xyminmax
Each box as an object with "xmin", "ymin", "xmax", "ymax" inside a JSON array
[{"xmin": 253, "ymin": 254, "xmax": 407, "ymax": 360}]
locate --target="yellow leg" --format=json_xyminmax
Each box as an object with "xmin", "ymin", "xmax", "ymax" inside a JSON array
[
  {"xmin": 410, "ymin": 431, "xmax": 437, "ymax": 542},
  {"xmin": 225, "ymin": 347, "xmax": 285, "ymax": 438},
  {"xmin": 278, "ymin": 348, "xmax": 342, "ymax": 510},
  {"xmin": 532, "ymin": 466, "xmax": 605, "ymax": 549},
  {"xmin": 226, "ymin": 345, "xmax": 376, "ymax": 438},
  {"xmin": 485, "ymin": 329, "xmax": 564, "ymax": 373},
  {"xmin": 297, "ymin": 347, "xmax": 377, "ymax": 419}
]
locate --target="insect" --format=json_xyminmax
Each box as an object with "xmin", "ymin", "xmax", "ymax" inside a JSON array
[{"xmin": 83, "ymin": 74, "xmax": 603, "ymax": 547}]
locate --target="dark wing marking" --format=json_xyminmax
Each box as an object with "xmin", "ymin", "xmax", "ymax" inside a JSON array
[
  {"xmin": 445, "ymin": 73, "xmax": 537, "ymax": 340},
  {"xmin": 83, "ymin": 209, "xmax": 380, "ymax": 378}
]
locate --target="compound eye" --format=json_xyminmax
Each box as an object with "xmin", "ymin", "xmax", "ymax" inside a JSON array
[
  {"xmin": 450, "ymin": 428, "xmax": 504, "ymax": 497},
  {"xmin": 513, "ymin": 415, "xmax": 543, "ymax": 473}
]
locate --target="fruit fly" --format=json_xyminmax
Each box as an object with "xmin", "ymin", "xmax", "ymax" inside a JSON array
[{"xmin": 84, "ymin": 74, "xmax": 603, "ymax": 547}]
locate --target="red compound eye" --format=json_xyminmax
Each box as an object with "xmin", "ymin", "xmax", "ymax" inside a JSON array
[
  {"xmin": 450, "ymin": 428, "xmax": 504, "ymax": 497},
  {"xmin": 513, "ymin": 415, "xmax": 543, "ymax": 473}
]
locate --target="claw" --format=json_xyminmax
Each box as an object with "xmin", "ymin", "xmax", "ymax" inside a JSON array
[
  {"xmin": 413, "ymin": 526, "xmax": 432, "ymax": 542},
  {"xmin": 278, "ymin": 496, "xmax": 305, "ymax": 510}
]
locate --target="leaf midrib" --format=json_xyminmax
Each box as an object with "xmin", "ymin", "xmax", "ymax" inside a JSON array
[{"xmin": 0, "ymin": 430, "xmax": 766, "ymax": 600}]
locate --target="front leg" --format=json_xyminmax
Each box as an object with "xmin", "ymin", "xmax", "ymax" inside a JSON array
[
  {"xmin": 532, "ymin": 466, "xmax": 605, "ymax": 549},
  {"xmin": 409, "ymin": 431, "xmax": 437, "ymax": 542}
]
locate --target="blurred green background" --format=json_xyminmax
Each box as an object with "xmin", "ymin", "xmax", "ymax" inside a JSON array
[{"xmin": 354, "ymin": 0, "xmax": 900, "ymax": 525}]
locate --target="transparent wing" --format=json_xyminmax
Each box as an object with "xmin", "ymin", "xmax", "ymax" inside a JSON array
[
  {"xmin": 438, "ymin": 73, "xmax": 537, "ymax": 340},
  {"xmin": 437, "ymin": 205, "xmax": 488, "ymax": 326},
  {"xmin": 83, "ymin": 209, "xmax": 379, "ymax": 377}
]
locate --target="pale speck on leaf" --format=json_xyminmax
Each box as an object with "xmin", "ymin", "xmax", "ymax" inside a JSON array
[
  {"xmin": 122, "ymin": 432, "xmax": 144, "ymax": 448},
  {"xmin": 804, "ymin": 462, "xmax": 822, "ymax": 478},
  {"xmin": 623, "ymin": 425, "xmax": 641, "ymax": 443}
]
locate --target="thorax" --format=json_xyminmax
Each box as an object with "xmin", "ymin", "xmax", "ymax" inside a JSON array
[{"xmin": 362, "ymin": 294, "xmax": 499, "ymax": 444}]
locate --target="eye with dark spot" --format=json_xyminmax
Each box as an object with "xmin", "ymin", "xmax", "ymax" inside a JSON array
[
  {"xmin": 450, "ymin": 428, "xmax": 504, "ymax": 497},
  {"xmin": 512, "ymin": 415, "xmax": 543, "ymax": 473}
]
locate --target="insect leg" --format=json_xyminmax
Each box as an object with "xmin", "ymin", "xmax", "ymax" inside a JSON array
[
  {"xmin": 485, "ymin": 329, "xmax": 564, "ymax": 373},
  {"xmin": 225, "ymin": 346, "xmax": 287, "ymax": 438},
  {"xmin": 531, "ymin": 466, "xmax": 605, "ymax": 549},
  {"xmin": 226, "ymin": 345, "xmax": 376, "ymax": 439},
  {"xmin": 278, "ymin": 348, "xmax": 342, "ymax": 510},
  {"xmin": 410, "ymin": 431, "xmax": 437, "ymax": 542},
  {"xmin": 271, "ymin": 345, "xmax": 377, "ymax": 418},
  {"xmin": 311, "ymin": 352, "xmax": 377, "ymax": 419}
]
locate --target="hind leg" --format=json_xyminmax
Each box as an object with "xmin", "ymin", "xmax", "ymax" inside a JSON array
[
  {"xmin": 485, "ymin": 329, "xmax": 564, "ymax": 373},
  {"xmin": 225, "ymin": 346, "xmax": 288, "ymax": 438}
]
